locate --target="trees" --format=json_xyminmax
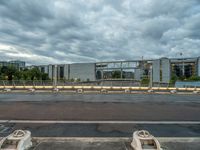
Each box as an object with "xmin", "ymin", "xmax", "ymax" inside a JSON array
[
  {"xmin": 188, "ymin": 75, "xmax": 200, "ymax": 81},
  {"xmin": 0, "ymin": 66, "xmax": 50, "ymax": 81},
  {"xmin": 41, "ymin": 73, "xmax": 49, "ymax": 80},
  {"xmin": 170, "ymin": 74, "xmax": 200, "ymax": 84},
  {"xmin": 0, "ymin": 65, "xmax": 18, "ymax": 80},
  {"xmin": 28, "ymin": 67, "xmax": 42, "ymax": 80},
  {"xmin": 170, "ymin": 74, "xmax": 178, "ymax": 84},
  {"xmin": 112, "ymin": 71, "xmax": 121, "ymax": 78},
  {"xmin": 141, "ymin": 77, "xmax": 150, "ymax": 85}
]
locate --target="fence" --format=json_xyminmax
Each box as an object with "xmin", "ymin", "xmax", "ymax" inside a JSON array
[{"xmin": 0, "ymin": 80, "xmax": 176, "ymax": 87}]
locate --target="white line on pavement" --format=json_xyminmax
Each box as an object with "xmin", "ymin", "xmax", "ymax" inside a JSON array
[{"xmin": 0, "ymin": 120, "xmax": 200, "ymax": 124}]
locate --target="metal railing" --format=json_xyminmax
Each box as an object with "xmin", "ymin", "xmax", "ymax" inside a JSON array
[{"xmin": 0, "ymin": 80, "xmax": 176, "ymax": 87}]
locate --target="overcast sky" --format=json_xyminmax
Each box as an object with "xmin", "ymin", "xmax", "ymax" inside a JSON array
[{"xmin": 0, "ymin": 0, "xmax": 200, "ymax": 65}]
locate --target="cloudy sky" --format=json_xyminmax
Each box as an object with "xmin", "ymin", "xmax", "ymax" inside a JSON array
[{"xmin": 0, "ymin": 0, "xmax": 200, "ymax": 65}]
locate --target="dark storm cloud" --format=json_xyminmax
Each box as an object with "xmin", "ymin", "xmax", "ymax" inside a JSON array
[{"xmin": 0, "ymin": 0, "xmax": 200, "ymax": 65}]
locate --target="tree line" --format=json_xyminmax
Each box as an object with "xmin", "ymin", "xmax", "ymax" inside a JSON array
[{"xmin": 0, "ymin": 65, "xmax": 49, "ymax": 80}]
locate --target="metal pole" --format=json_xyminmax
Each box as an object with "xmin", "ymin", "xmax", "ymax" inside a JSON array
[
  {"xmin": 182, "ymin": 59, "xmax": 184, "ymax": 77},
  {"xmin": 54, "ymin": 65, "xmax": 57, "ymax": 88},
  {"xmin": 149, "ymin": 66, "xmax": 153, "ymax": 88},
  {"xmin": 120, "ymin": 62, "xmax": 123, "ymax": 79},
  {"xmin": 180, "ymin": 52, "xmax": 184, "ymax": 77}
]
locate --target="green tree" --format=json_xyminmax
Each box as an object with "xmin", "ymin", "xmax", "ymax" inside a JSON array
[
  {"xmin": 112, "ymin": 71, "xmax": 121, "ymax": 78},
  {"xmin": 188, "ymin": 75, "xmax": 200, "ymax": 81},
  {"xmin": 170, "ymin": 74, "xmax": 178, "ymax": 84},
  {"xmin": 21, "ymin": 68, "xmax": 30, "ymax": 80},
  {"xmin": 0, "ymin": 65, "xmax": 17, "ymax": 80},
  {"xmin": 41, "ymin": 73, "xmax": 49, "ymax": 80},
  {"xmin": 141, "ymin": 77, "xmax": 149, "ymax": 85},
  {"xmin": 13, "ymin": 70, "xmax": 22, "ymax": 80},
  {"xmin": 28, "ymin": 67, "xmax": 42, "ymax": 80},
  {"xmin": 0, "ymin": 66, "xmax": 50, "ymax": 81}
]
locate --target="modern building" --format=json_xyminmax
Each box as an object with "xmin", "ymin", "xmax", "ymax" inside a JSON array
[
  {"xmin": 95, "ymin": 60, "xmax": 151, "ymax": 80},
  {"xmin": 70, "ymin": 63, "xmax": 96, "ymax": 81},
  {"xmin": 152, "ymin": 57, "xmax": 200, "ymax": 84},
  {"xmin": 9, "ymin": 60, "xmax": 26, "ymax": 69},
  {"xmin": 37, "ymin": 63, "xmax": 96, "ymax": 81},
  {"xmin": 0, "ymin": 60, "xmax": 25, "ymax": 70},
  {"xmin": 152, "ymin": 58, "xmax": 171, "ymax": 83},
  {"xmin": 28, "ymin": 57, "xmax": 200, "ymax": 83}
]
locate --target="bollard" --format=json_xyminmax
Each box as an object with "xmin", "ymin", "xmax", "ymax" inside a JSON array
[
  {"xmin": 28, "ymin": 88, "xmax": 35, "ymax": 93},
  {"xmin": 147, "ymin": 89, "xmax": 154, "ymax": 93},
  {"xmin": 53, "ymin": 88, "xmax": 59, "ymax": 93},
  {"xmin": 0, "ymin": 129, "xmax": 32, "ymax": 150},
  {"xmin": 101, "ymin": 89, "xmax": 107, "ymax": 94},
  {"xmin": 170, "ymin": 89, "xmax": 177, "ymax": 94},
  {"xmin": 77, "ymin": 89, "xmax": 83, "ymax": 94},
  {"xmin": 3, "ymin": 88, "xmax": 11, "ymax": 92},
  {"xmin": 124, "ymin": 89, "xmax": 131, "ymax": 93},
  {"xmin": 193, "ymin": 90, "xmax": 199, "ymax": 94},
  {"xmin": 131, "ymin": 130, "xmax": 162, "ymax": 150}
]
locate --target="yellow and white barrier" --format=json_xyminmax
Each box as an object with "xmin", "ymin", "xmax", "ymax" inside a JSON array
[{"xmin": 0, "ymin": 85, "xmax": 200, "ymax": 93}]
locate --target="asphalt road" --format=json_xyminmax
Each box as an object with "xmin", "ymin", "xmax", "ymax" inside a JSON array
[
  {"xmin": 30, "ymin": 140, "xmax": 200, "ymax": 150},
  {"xmin": 0, "ymin": 93, "xmax": 199, "ymax": 139},
  {"xmin": 0, "ymin": 93, "xmax": 200, "ymax": 103},
  {"xmin": 0, "ymin": 101, "xmax": 199, "ymax": 121},
  {"xmin": 0, "ymin": 93, "xmax": 199, "ymax": 121},
  {"xmin": 0, "ymin": 123, "xmax": 200, "ymax": 137}
]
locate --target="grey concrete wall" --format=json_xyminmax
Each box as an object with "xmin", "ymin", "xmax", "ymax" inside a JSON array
[
  {"xmin": 48, "ymin": 65, "xmax": 53, "ymax": 79},
  {"xmin": 153, "ymin": 59, "xmax": 160, "ymax": 83},
  {"xmin": 64, "ymin": 64, "xmax": 69, "ymax": 80},
  {"xmin": 135, "ymin": 69, "xmax": 142, "ymax": 81},
  {"xmin": 44, "ymin": 66, "xmax": 48, "ymax": 74},
  {"xmin": 57, "ymin": 65, "xmax": 61, "ymax": 80},
  {"xmin": 69, "ymin": 63, "xmax": 96, "ymax": 81},
  {"xmin": 38, "ymin": 65, "xmax": 49, "ymax": 74},
  {"xmin": 161, "ymin": 58, "xmax": 171, "ymax": 83}
]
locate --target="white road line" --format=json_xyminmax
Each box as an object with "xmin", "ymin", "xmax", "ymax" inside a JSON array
[{"xmin": 0, "ymin": 120, "xmax": 200, "ymax": 124}]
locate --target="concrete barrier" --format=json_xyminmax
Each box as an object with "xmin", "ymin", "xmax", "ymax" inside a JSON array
[
  {"xmin": 0, "ymin": 85, "xmax": 200, "ymax": 94},
  {"xmin": 124, "ymin": 89, "xmax": 131, "ymax": 93},
  {"xmin": 101, "ymin": 89, "xmax": 107, "ymax": 93},
  {"xmin": 3, "ymin": 88, "xmax": 11, "ymax": 92},
  {"xmin": 77, "ymin": 89, "xmax": 83, "ymax": 94}
]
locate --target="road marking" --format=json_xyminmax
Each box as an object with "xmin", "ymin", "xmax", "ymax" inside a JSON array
[{"xmin": 0, "ymin": 120, "xmax": 200, "ymax": 124}]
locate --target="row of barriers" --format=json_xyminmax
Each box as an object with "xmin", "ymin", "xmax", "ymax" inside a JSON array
[
  {"xmin": 0, "ymin": 80, "xmax": 200, "ymax": 93},
  {"xmin": 0, "ymin": 85, "xmax": 200, "ymax": 94}
]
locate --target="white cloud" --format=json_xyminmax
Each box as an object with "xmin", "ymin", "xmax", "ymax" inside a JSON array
[{"xmin": 0, "ymin": 0, "xmax": 199, "ymax": 65}]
